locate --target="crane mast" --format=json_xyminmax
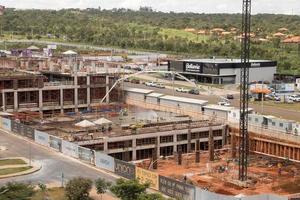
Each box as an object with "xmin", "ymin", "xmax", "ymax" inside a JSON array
[{"xmin": 239, "ymin": 0, "xmax": 251, "ymax": 181}]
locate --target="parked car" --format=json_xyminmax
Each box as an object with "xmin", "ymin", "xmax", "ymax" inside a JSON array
[
  {"xmin": 274, "ymin": 96, "xmax": 281, "ymax": 101},
  {"xmin": 189, "ymin": 88, "xmax": 200, "ymax": 95},
  {"xmin": 145, "ymin": 81, "xmax": 157, "ymax": 87},
  {"xmin": 130, "ymin": 79, "xmax": 140, "ymax": 84},
  {"xmin": 124, "ymin": 66, "xmax": 131, "ymax": 70},
  {"xmin": 175, "ymin": 87, "xmax": 189, "ymax": 93},
  {"xmin": 218, "ymin": 101, "xmax": 231, "ymax": 106},
  {"xmin": 226, "ymin": 94, "xmax": 234, "ymax": 100},
  {"xmin": 155, "ymin": 83, "xmax": 165, "ymax": 88},
  {"xmin": 288, "ymin": 95, "xmax": 300, "ymax": 102}
]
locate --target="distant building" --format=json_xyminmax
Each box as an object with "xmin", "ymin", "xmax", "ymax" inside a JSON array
[{"xmin": 168, "ymin": 58, "xmax": 277, "ymax": 84}]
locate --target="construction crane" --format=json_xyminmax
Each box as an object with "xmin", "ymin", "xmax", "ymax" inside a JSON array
[{"xmin": 239, "ymin": 0, "xmax": 251, "ymax": 181}]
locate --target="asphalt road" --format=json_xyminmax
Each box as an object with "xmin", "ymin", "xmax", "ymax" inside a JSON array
[
  {"xmin": 124, "ymin": 82, "xmax": 300, "ymax": 122},
  {"xmin": 0, "ymin": 131, "xmax": 116, "ymax": 186}
]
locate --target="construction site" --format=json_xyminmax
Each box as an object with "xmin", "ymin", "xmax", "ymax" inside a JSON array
[
  {"xmin": 136, "ymin": 150, "xmax": 300, "ymax": 196},
  {"xmin": 0, "ymin": 51, "xmax": 300, "ymax": 197}
]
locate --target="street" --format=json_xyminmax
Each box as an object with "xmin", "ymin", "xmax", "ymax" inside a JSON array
[{"xmin": 0, "ymin": 131, "xmax": 116, "ymax": 186}]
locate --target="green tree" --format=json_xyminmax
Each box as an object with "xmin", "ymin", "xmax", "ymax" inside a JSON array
[
  {"xmin": 110, "ymin": 179, "xmax": 149, "ymax": 200},
  {"xmin": 65, "ymin": 177, "xmax": 93, "ymax": 200},
  {"xmin": 0, "ymin": 182, "xmax": 35, "ymax": 200},
  {"xmin": 95, "ymin": 178, "xmax": 112, "ymax": 200}
]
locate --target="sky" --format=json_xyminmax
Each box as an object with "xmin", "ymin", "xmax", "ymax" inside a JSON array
[{"xmin": 1, "ymin": 0, "xmax": 300, "ymax": 15}]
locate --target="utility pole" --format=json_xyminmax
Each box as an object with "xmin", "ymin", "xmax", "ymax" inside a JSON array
[{"xmin": 239, "ymin": 0, "xmax": 251, "ymax": 182}]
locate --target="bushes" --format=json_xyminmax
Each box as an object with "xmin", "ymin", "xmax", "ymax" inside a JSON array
[{"xmin": 65, "ymin": 177, "xmax": 93, "ymax": 200}]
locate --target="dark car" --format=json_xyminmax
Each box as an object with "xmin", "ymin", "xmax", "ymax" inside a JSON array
[
  {"xmin": 189, "ymin": 89, "xmax": 200, "ymax": 95},
  {"xmin": 130, "ymin": 79, "xmax": 140, "ymax": 84},
  {"xmin": 227, "ymin": 94, "xmax": 234, "ymax": 99}
]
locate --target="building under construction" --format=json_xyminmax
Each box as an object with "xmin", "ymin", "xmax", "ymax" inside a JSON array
[{"xmin": 0, "ymin": 68, "xmax": 122, "ymax": 116}]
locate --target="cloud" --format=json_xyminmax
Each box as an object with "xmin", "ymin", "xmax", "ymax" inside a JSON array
[{"xmin": 1, "ymin": 0, "xmax": 300, "ymax": 14}]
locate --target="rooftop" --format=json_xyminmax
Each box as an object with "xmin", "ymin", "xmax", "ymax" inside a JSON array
[
  {"xmin": 159, "ymin": 95, "xmax": 208, "ymax": 105},
  {"xmin": 124, "ymin": 87, "xmax": 153, "ymax": 94},
  {"xmin": 203, "ymin": 104, "xmax": 235, "ymax": 112},
  {"xmin": 146, "ymin": 93, "xmax": 164, "ymax": 98}
]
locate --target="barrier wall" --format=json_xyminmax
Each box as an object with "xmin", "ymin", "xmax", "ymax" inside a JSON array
[
  {"xmin": 196, "ymin": 188, "xmax": 237, "ymax": 200},
  {"xmin": 95, "ymin": 151, "xmax": 115, "ymax": 172},
  {"xmin": 62, "ymin": 140, "xmax": 79, "ymax": 158},
  {"xmin": 23, "ymin": 125, "xmax": 35, "ymax": 139},
  {"xmin": 49, "ymin": 135, "xmax": 62, "ymax": 151},
  {"xmin": 78, "ymin": 146, "xmax": 94, "ymax": 163},
  {"xmin": 136, "ymin": 167, "xmax": 159, "ymax": 190},
  {"xmin": 241, "ymin": 194, "xmax": 288, "ymax": 200},
  {"xmin": 34, "ymin": 130, "xmax": 49, "ymax": 147},
  {"xmin": 2, "ymin": 118, "xmax": 11, "ymax": 131},
  {"xmin": 159, "ymin": 176, "xmax": 195, "ymax": 200},
  {"xmin": 11, "ymin": 120, "xmax": 21, "ymax": 135},
  {"xmin": 115, "ymin": 159, "xmax": 136, "ymax": 180}
]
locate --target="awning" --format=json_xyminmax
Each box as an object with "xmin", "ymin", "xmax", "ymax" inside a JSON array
[
  {"xmin": 75, "ymin": 120, "xmax": 95, "ymax": 128},
  {"xmin": 94, "ymin": 118, "xmax": 112, "ymax": 126}
]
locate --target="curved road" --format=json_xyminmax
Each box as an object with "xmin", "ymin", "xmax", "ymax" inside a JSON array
[{"xmin": 0, "ymin": 131, "xmax": 116, "ymax": 186}]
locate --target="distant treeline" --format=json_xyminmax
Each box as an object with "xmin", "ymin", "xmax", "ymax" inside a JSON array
[{"xmin": 1, "ymin": 8, "xmax": 300, "ymax": 74}]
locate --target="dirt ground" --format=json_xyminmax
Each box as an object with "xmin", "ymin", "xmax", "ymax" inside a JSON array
[{"xmin": 137, "ymin": 151, "xmax": 300, "ymax": 196}]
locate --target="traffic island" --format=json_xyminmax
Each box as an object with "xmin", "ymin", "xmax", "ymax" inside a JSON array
[{"xmin": 0, "ymin": 157, "xmax": 41, "ymax": 179}]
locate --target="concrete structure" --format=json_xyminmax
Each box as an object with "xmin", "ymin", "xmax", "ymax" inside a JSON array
[
  {"xmin": 0, "ymin": 69, "xmax": 121, "ymax": 116},
  {"xmin": 71, "ymin": 116, "xmax": 226, "ymax": 161},
  {"xmin": 169, "ymin": 58, "xmax": 277, "ymax": 84}
]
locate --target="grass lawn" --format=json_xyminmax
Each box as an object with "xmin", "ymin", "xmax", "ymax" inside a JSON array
[
  {"xmin": 31, "ymin": 187, "xmax": 66, "ymax": 200},
  {"xmin": 0, "ymin": 159, "xmax": 27, "ymax": 166},
  {"xmin": 0, "ymin": 166, "xmax": 32, "ymax": 176}
]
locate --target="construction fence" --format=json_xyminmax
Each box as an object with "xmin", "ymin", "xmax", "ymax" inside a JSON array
[{"xmin": 0, "ymin": 116, "xmax": 288, "ymax": 200}]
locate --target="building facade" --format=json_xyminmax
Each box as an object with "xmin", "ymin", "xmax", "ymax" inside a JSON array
[{"xmin": 169, "ymin": 59, "xmax": 277, "ymax": 84}]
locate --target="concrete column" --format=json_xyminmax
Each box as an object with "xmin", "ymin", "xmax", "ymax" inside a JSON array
[
  {"xmin": 74, "ymin": 75, "xmax": 78, "ymax": 112},
  {"xmin": 132, "ymin": 139, "xmax": 137, "ymax": 161},
  {"xmin": 106, "ymin": 75, "xmax": 110, "ymax": 103},
  {"xmin": 2, "ymin": 92, "xmax": 5, "ymax": 111},
  {"xmin": 87, "ymin": 75, "xmax": 91, "ymax": 108},
  {"xmin": 39, "ymin": 89, "xmax": 43, "ymax": 116},
  {"xmin": 284, "ymin": 146, "xmax": 287, "ymax": 158},
  {"xmin": 222, "ymin": 126, "xmax": 226, "ymax": 146},
  {"xmin": 60, "ymin": 89, "xmax": 64, "ymax": 114},
  {"xmin": 156, "ymin": 136, "xmax": 160, "ymax": 158},
  {"xmin": 103, "ymin": 138, "xmax": 108, "ymax": 153},
  {"xmin": 14, "ymin": 91, "xmax": 18, "ymax": 111},
  {"xmin": 208, "ymin": 124, "xmax": 214, "ymax": 162},
  {"xmin": 173, "ymin": 134, "xmax": 177, "ymax": 154},
  {"xmin": 187, "ymin": 123, "xmax": 191, "ymax": 153},
  {"xmin": 288, "ymin": 147, "xmax": 291, "ymax": 159}
]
